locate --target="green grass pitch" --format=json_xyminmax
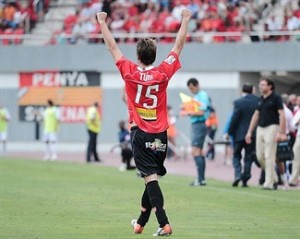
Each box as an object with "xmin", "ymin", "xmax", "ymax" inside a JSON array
[{"xmin": 1, "ymin": 157, "xmax": 299, "ymax": 239}]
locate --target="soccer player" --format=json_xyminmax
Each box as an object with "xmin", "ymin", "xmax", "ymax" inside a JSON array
[
  {"xmin": 96, "ymin": 9, "xmax": 192, "ymax": 236},
  {"xmin": 43, "ymin": 99, "xmax": 60, "ymax": 161},
  {"xmin": 0, "ymin": 104, "xmax": 11, "ymax": 154}
]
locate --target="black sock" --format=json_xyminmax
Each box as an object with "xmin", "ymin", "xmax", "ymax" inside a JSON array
[
  {"xmin": 137, "ymin": 186, "xmax": 152, "ymax": 227},
  {"xmin": 147, "ymin": 180, "xmax": 169, "ymax": 228}
]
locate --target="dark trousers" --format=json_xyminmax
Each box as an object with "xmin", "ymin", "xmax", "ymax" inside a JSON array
[
  {"xmin": 87, "ymin": 129, "xmax": 100, "ymax": 162},
  {"xmin": 121, "ymin": 148, "xmax": 134, "ymax": 169},
  {"xmin": 206, "ymin": 128, "xmax": 217, "ymax": 160},
  {"xmin": 232, "ymin": 140, "xmax": 255, "ymax": 184}
]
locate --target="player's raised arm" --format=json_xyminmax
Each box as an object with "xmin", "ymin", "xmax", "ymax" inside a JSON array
[
  {"xmin": 170, "ymin": 9, "xmax": 192, "ymax": 56},
  {"xmin": 96, "ymin": 12, "xmax": 123, "ymax": 63}
]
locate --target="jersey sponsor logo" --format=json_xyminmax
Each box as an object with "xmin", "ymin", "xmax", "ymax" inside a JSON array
[
  {"xmin": 136, "ymin": 107, "xmax": 157, "ymax": 120},
  {"xmin": 145, "ymin": 139, "xmax": 166, "ymax": 152},
  {"xmin": 164, "ymin": 55, "xmax": 176, "ymax": 65}
]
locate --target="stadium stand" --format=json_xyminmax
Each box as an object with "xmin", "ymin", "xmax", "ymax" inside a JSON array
[
  {"xmin": 1, "ymin": 0, "xmax": 300, "ymax": 45},
  {"xmin": 0, "ymin": 0, "xmax": 51, "ymax": 45}
]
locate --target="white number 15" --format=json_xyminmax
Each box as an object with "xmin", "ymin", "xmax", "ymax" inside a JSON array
[{"xmin": 135, "ymin": 84, "xmax": 159, "ymax": 109}]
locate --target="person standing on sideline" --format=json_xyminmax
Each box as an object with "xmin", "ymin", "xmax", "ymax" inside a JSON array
[
  {"xmin": 246, "ymin": 77, "xmax": 286, "ymax": 190},
  {"xmin": 43, "ymin": 99, "xmax": 60, "ymax": 160},
  {"xmin": 227, "ymin": 84, "xmax": 259, "ymax": 187},
  {"xmin": 289, "ymin": 108, "xmax": 300, "ymax": 187},
  {"xmin": 96, "ymin": 8, "xmax": 192, "ymax": 236},
  {"xmin": 276, "ymin": 94, "xmax": 294, "ymax": 187},
  {"xmin": 85, "ymin": 102, "xmax": 102, "ymax": 163},
  {"xmin": 184, "ymin": 78, "xmax": 210, "ymax": 186},
  {"xmin": 0, "ymin": 104, "xmax": 11, "ymax": 154}
]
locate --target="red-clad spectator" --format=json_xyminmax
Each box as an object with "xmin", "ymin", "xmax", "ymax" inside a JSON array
[
  {"xmin": 226, "ymin": 19, "xmax": 245, "ymax": 42},
  {"xmin": 23, "ymin": 1, "xmax": 38, "ymax": 30},
  {"xmin": 210, "ymin": 11, "xmax": 224, "ymax": 31},
  {"xmin": 127, "ymin": 3, "xmax": 139, "ymax": 16},
  {"xmin": 293, "ymin": 0, "xmax": 300, "ymax": 18},
  {"xmin": 123, "ymin": 15, "xmax": 140, "ymax": 33},
  {"xmin": 12, "ymin": 0, "xmax": 298, "ymax": 46},
  {"xmin": 207, "ymin": 4, "xmax": 218, "ymax": 15},
  {"xmin": 226, "ymin": 4, "xmax": 240, "ymax": 26},
  {"xmin": 200, "ymin": 12, "xmax": 214, "ymax": 32},
  {"xmin": 64, "ymin": 13, "xmax": 79, "ymax": 30},
  {"xmin": 151, "ymin": 11, "xmax": 167, "ymax": 33}
]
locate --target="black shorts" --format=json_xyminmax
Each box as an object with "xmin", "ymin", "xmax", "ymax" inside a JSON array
[{"xmin": 130, "ymin": 126, "xmax": 168, "ymax": 177}]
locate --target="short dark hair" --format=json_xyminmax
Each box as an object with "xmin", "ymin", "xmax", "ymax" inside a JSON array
[
  {"xmin": 187, "ymin": 78, "xmax": 199, "ymax": 87},
  {"xmin": 242, "ymin": 83, "xmax": 253, "ymax": 94},
  {"xmin": 47, "ymin": 99, "xmax": 54, "ymax": 106},
  {"xmin": 260, "ymin": 76, "xmax": 275, "ymax": 91},
  {"xmin": 136, "ymin": 38, "xmax": 156, "ymax": 66}
]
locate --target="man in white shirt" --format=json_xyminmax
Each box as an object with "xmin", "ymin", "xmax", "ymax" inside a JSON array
[{"xmin": 289, "ymin": 109, "xmax": 300, "ymax": 187}]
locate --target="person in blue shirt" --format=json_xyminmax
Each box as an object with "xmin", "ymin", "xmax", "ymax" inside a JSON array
[{"xmin": 185, "ymin": 78, "xmax": 210, "ymax": 186}]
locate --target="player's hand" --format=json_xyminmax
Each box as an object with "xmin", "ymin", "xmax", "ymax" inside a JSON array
[
  {"xmin": 96, "ymin": 12, "xmax": 107, "ymax": 24},
  {"xmin": 181, "ymin": 9, "xmax": 192, "ymax": 20}
]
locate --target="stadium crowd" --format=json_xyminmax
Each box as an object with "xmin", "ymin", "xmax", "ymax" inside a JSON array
[
  {"xmin": 0, "ymin": 0, "xmax": 50, "ymax": 44},
  {"xmin": 51, "ymin": 0, "xmax": 300, "ymax": 44},
  {"xmin": 1, "ymin": 0, "xmax": 300, "ymax": 45}
]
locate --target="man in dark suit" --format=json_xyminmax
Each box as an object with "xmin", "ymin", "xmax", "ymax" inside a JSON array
[{"xmin": 227, "ymin": 84, "xmax": 259, "ymax": 187}]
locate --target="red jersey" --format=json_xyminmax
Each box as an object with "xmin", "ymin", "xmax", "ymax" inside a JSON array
[{"xmin": 116, "ymin": 52, "xmax": 181, "ymax": 133}]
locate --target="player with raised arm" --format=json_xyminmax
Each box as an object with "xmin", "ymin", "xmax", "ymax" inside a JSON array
[{"xmin": 96, "ymin": 9, "xmax": 192, "ymax": 236}]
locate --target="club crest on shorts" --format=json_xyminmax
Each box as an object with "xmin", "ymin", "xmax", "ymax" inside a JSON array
[{"xmin": 145, "ymin": 139, "xmax": 166, "ymax": 152}]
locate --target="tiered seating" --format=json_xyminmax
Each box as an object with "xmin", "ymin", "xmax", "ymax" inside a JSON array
[
  {"xmin": 2, "ymin": 0, "xmax": 300, "ymax": 45},
  {"xmin": 51, "ymin": 0, "xmax": 286, "ymax": 44},
  {"xmin": 0, "ymin": 0, "xmax": 50, "ymax": 45}
]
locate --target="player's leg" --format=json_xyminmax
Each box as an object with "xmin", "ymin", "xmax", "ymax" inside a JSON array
[
  {"xmin": 145, "ymin": 176, "xmax": 172, "ymax": 237},
  {"xmin": 131, "ymin": 184, "xmax": 152, "ymax": 234}
]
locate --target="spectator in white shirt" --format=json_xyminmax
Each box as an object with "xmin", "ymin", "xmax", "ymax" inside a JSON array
[{"xmin": 289, "ymin": 109, "xmax": 300, "ymax": 186}]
